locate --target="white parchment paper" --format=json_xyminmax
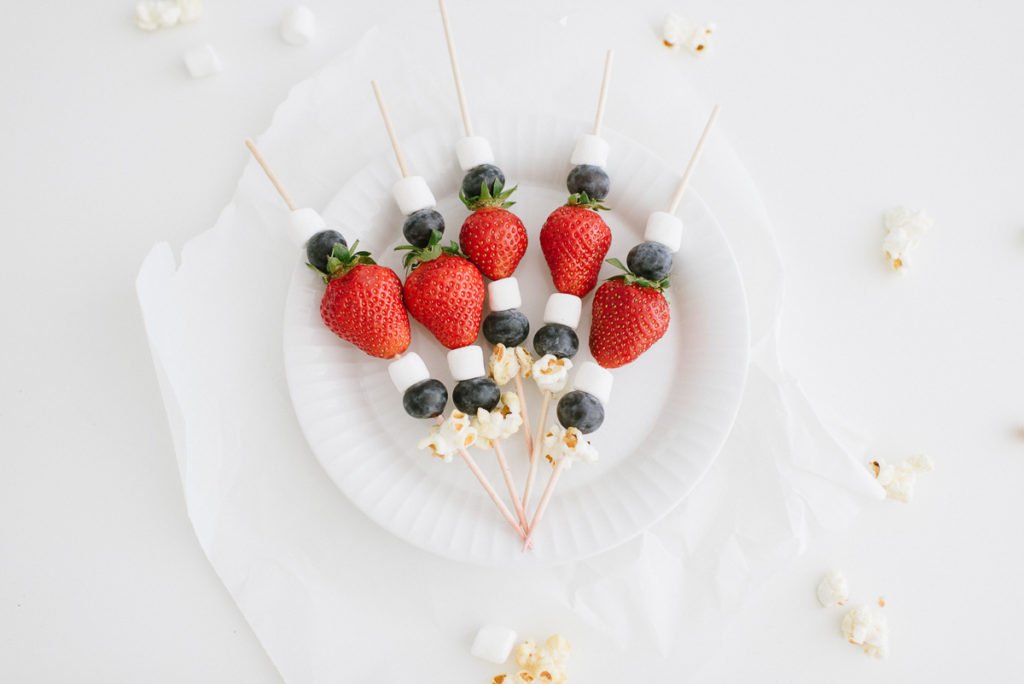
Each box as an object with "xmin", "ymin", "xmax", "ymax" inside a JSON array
[{"xmin": 136, "ymin": 10, "xmax": 882, "ymax": 681}]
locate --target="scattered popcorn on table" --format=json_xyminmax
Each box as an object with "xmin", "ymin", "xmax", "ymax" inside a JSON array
[
  {"xmin": 515, "ymin": 347, "xmax": 534, "ymax": 379},
  {"xmin": 841, "ymin": 605, "xmax": 889, "ymax": 659},
  {"xmin": 493, "ymin": 634, "xmax": 571, "ymax": 684},
  {"xmin": 418, "ymin": 411, "xmax": 476, "ymax": 462},
  {"xmin": 662, "ymin": 13, "xmax": 715, "ymax": 54},
  {"xmin": 135, "ymin": 1, "xmax": 179, "ymax": 30},
  {"xmin": 883, "ymin": 207, "xmax": 932, "ymax": 271},
  {"xmin": 134, "ymin": 0, "xmax": 202, "ymax": 31},
  {"xmin": 870, "ymin": 454, "xmax": 934, "ymax": 502},
  {"xmin": 474, "ymin": 393, "xmax": 524, "ymax": 448},
  {"xmin": 817, "ymin": 570, "xmax": 850, "ymax": 608},
  {"xmin": 489, "ymin": 344, "xmax": 521, "ymax": 386},
  {"xmin": 661, "ymin": 12, "xmax": 694, "ymax": 47},
  {"xmin": 532, "ymin": 355, "xmax": 572, "ymax": 394},
  {"xmin": 686, "ymin": 24, "xmax": 715, "ymax": 54},
  {"xmin": 542, "ymin": 425, "xmax": 598, "ymax": 470}
]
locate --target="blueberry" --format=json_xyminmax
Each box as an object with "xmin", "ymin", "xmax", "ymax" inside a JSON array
[
  {"xmin": 626, "ymin": 241, "xmax": 674, "ymax": 281},
  {"xmin": 402, "ymin": 379, "xmax": 448, "ymax": 419},
  {"xmin": 305, "ymin": 229, "xmax": 347, "ymax": 273},
  {"xmin": 533, "ymin": 323, "xmax": 579, "ymax": 359},
  {"xmin": 402, "ymin": 208, "xmax": 445, "ymax": 249},
  {"xmin": 556, "ymin": 390, "xmax": 605, "ymax": 434},
  {"xmin": 453, "ymin": 377, "xmax": 501, "ymax": 414},
  {"xmin": 566, "ymin": 164, "xmax": 610, "ymax": 201},
  {"xmin": 483, "ymin": 310, "xmax": 530, "ymax": 348},
  {"xmin": 461, "ymin": 164, "xmax": 505, "ymax": 200}
]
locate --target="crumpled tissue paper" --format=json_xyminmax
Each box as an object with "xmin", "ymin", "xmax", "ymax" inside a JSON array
[{"xmin": 136, "ymin": 10, "xmax": 882, "ymax": 681}]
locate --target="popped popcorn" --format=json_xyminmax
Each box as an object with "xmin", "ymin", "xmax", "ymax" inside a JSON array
[
  {"xmin": 515, "ymin": 347, "xmax": 534, "ymax": 379},
  {"xmin": 474, "ymin": 392, "xmax": 524, "ymax": 448},
  {"xmin": 816, "ymin": 570, "xmax": 850, "ymax": 608},
  {"xmin": 417, "ymin": 411, "xmax": 476, "ymax": 462},
  {"xmin": 542, "ymin": 425, "xmax": 598, "ymax": 470},
  {"xmin": 489, "ymin": 344, "xmax": 521, "ymax": 386},
  {"xmin": 661, "ymin": 12, "xmax": 694, "ymax": 47},
  {"xmin": 532, "ymin": 355, "xmax": 572, "ymax": 394},
  {"xmin": 870, "ymin": 454, "xmax": 934, "ymax": 502},
  {"xmin": 686, "ymin": 24, "xmax": 715, "ymax": 54},
  {"xmin": 135, "ymin": 1, "xmax": 180, "ymax": 30},
  {"xmin": 841, "ymin": 605, "xmax": 889, "ymax": 659},
  {"xmin": 662, "ymin": 13, "xmax": 715, "ymax": 54},
  {"xmin": 492, "ymin": 634, "xmax": 571, "ymax": 684},
  {"xmin": 883, "ymin": 207, "xmax": 932, "ymax": 271},
  {"xmin": 135, "ymin": 0, "xmax": 202, "ymax": 31}
]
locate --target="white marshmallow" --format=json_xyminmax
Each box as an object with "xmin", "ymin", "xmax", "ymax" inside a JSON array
[
  {"xmin": 470, "ymin": 625, "xmax": 518, "ymax": 664},
  {"xmin": 573, "ymin": 362, "xmax": 613, "ymax": 406},
  {"xmin": 391, "ymin": 176, "xmax": 436, "ymax": 216},
  {"xmin": 644, "ymin": 211, "xmax": 684, "ymax": 253},
  {"xmin": 488, "ymin": 277, "xmax": 521, "ymax": 312},
  {"xmin": 448, "ymin": 345, "xmax": 485, "ymax": 381},
  {"xmin": 280, "ymin": 5, "xmax": 316, "ymax": 46},
  {"xmin": 543, "ymin": 293, "xmax": 582, "ymax": 329},
  {"xmin": 183, "ymin": 44, "xmax": 223, "ymax": 79},
  {"xmin": 455, "ymin": 136, "xmax": 495, "ymax": 171},
  {"xmin": 570, "ymin": 133, "xmax": 610, "ymax": 167},
  {"xmin": 288, "ymin": 208, "xmax": 327, "ymax": 247},
  {"xmin": 388, "ymin": 354, "xmax": 431, "ymax": 394}
]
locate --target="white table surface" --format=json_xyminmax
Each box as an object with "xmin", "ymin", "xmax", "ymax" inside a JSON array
[{"xmin": 2, "ymin": 0, "xmax": 1022, "ymax": 680}]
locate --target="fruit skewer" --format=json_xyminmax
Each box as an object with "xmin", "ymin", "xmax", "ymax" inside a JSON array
[
  {"xmin": 437, "ymin": 0, "xmax": 528, "ymax": 282},
  {"xmin": 520, "ymin": 294, "xmax": 582, "ymax": 519},
  {"xmin": 244, "ymin": 139, "xmax": 411, "ymax": 360},
  {"xmin": 482, "ymin": 277, "xmax": 534, "ymax": 456},
  {"xmin": 525, "ymin": 105, "xmax": 721, "ymax": 548},
  {"xmin": 540, "ymin": 49, "xmax": 615, "ymax": 299},
  {"xmin": 589, "ymin": 105, "xmax": 720, "ymax": 368},
  {"xmin": 437, "ymin": 0, "xmax": 538, "ymax": 479},
  {"xmin": 371, "ymin": 82, "xmax": 530, "ymax": 535}
]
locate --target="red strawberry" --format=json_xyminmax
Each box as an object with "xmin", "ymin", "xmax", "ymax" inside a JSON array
[
  {"xmin": 459, "ymin": 179, "xmax": 527, "ymax": 280},
  {"xmin": 588, "ymin": 260, "xmax": 671, "ymax": 368},
  {"xmin": 315, "ymin": 242, "xmax": 411, "ymax": 359},
  {"xmin": 540, "ymin": 194, "xmax": 612, "ymax": 297},
  {"xmin": 399, "ymin": 234, "xmax": 485, "ymax": 349}
]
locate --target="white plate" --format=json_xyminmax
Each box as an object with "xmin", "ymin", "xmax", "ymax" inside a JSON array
[{"xmin": 283, "ymin": 114, "xmax": 749, "ymax": 567}]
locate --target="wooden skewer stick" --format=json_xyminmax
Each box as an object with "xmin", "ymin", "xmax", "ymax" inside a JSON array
[
  {"xmin": 514, "ymin": 373, "xmax": 533, "ymax": 456},
  {"xmin": 245, "ymin": 139, "xmax": 297, "ymax": 211},
  {"xmin": 370, "ymin": 80, "xmax": 411, "ymax": 178},
  {"xmin": 493, "ymin": 440, "xmax": 528, "ymax": 529},
  {"xmin": 437, "ymin": 0, "xmax": 474, "ymax": 137},
  {"xmin": 521, "ymin": 390, "xmax": 551, "ymax": 515},
  {"xmin": 592, "ymin": 49, "xmax": 615, "ymax": 136},
  {"xmin": 522, "ymin": 460, "xmax": 567, "ymax": 551},
  {"xmin": 432, "ymin": 416, "xmax": 525, "ymax": 540},
  {"xmin": 666, "ymin": 105, "xmax": 720, "ymax": 214},
  {"xmin": 458, "ymin": 446, "xmax": 526, "ymax": 539}
]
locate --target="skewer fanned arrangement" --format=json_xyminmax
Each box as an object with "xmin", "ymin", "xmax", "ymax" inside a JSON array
[{"xmin": 247, "ymin": 1, "xmax": 721, "ymax": 551}]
